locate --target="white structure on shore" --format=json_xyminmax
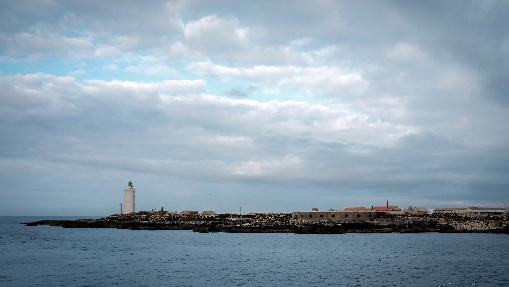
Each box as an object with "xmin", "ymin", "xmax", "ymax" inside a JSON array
[{"xmin": 123, "ymin": 181, "xmax": 135, "ymax": 214}]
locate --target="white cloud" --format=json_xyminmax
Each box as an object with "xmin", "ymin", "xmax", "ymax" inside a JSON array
[
  {"xmin": 1, "ymin": 73, "xmax": 415, "ymax": 154},
  {"xmin": 82, "ymin": 79, "xmax": 206, "ymax": 97},
  {"xmin": 232, "ymin": 160, "xmax": 263, "ymax": 176},
  {"xmin": 0, "ymin": 74, "xmax": 207, "ymax": 117},
  {"xmin": 179, "ymin": 15, "xmax": 318, "ymax": 65},
  {"xmin": 0, "ymin": 30, "xmax": 94, "ymax": 59},
  {"xmin": 231, "ymin": 155, "xmax": 303, "ymax": 177},
  {"xmin": 386, "ymin": 42, "xmax": 425, "ymax": 62},
  {"xmin": 184, "ymin": 15, "xmax": 249, "ymax": 53},
  {"xmin": 206, "ymin": 135, "xmax": 254, "ymax": 147},
  {"xmin": 190, "ymin": 61, "xmax": 369, "ymax": 96}
]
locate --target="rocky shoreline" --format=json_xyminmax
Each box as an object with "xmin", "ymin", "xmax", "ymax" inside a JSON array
[{"xmin": 24, "ymin": 211, "xmax": 509, "ymax": 234}]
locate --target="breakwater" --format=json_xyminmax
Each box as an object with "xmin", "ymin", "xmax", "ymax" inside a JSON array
[{"xmin": 24, "ymin": 211, "xmax": 509, "ymax": 234}]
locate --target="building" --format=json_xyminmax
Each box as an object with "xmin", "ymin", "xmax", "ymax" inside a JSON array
[
  {"xmin": 468, "ymin": 207, "xmax": 508, "ymax": 214},
  {"xmin": 123, "ymin": 181, "xmax": 136, "ymax": 214},
  {"xmin": 433, "ymin": 207, "xmax": 508, "ymax": 215},
  {"xmin": 292, "ymin": 210, "xmax": 385, "ymax": 223},
  {"xmin": 372, "ymin": 205, "xmax": 402, "ymax": 214},
  {"xmin": 342, "ymin": 201, "xmax": 402, "ymax": 215},
  {"xmin": 372, "ymin": 201, "xmax": 402, "ymax": 214},
  {"xmin": 343, "ymin": 207, "xmax": 371, "ymax": 212},
  {"xmin": 404, "ymin": 206, "xmax": 428, "ymax": 214}
]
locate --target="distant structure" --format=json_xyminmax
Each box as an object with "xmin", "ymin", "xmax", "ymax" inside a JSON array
[
  {"xmin": 404, "ymin": 206, "xmax": 428, "ymax": 214},
  {"xmin": 292, "ymin": 209, "xmax": 385, "ymax": 223},
  {"xmin": 433, "ymin": 207, "xmax": 508, "ymax": 215},
  {"xmin": 123, "ymin": 181, "xmax": 136, "ymax": 214},
  {"xmin": 342, "ymin": 201, "xmax": 403, "ymax": 214},
  {"xmin": 343, "ymin": 207, "xmax": 371, "ymax": 212},
  {"xmin": 372, "ymin": 200, "xmax": 402, "ymax": 214},
  {"xmin": 293, "ymin": 201, "xmax": 405, "ymax": 222}
]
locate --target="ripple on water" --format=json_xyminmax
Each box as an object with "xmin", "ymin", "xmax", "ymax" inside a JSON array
[{"xmin": 1, "ymin": 218, "xmax": 509, "ymax": 286}]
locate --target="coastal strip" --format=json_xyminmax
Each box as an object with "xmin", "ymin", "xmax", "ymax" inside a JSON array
[{"xmin": 24, "ymin": 211, "xmax": 509, "ymax": 234}]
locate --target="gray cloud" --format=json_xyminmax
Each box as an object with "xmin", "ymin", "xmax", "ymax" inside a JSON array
[
  {"xmin": 0, "ymin": 1, "xmax": 508, "ymax": 215},
  {"xmin": 1, "ymin": 73, "xmax": 508, "ymax": 215}
]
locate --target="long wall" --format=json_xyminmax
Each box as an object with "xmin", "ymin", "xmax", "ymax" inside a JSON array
[
  {"xmin": 292, "ymin": 211, "xmax": 385, "ymax": 223},
  {"xmin": 433, "ymin": 208, "xmax": 508, "ymax": 215}
]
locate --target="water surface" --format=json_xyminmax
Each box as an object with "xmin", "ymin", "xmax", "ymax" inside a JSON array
[{"xmin": 1, "ymin": 216, "xmax": 508, "ymax": 286}]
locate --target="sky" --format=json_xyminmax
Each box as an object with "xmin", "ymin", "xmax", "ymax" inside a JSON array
[{"xmin": 1, "ymin": 0, "xmax": 509, "ymax": 215}]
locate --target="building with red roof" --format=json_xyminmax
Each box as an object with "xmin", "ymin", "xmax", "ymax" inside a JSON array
[{"xmin": 372, "ymin": 205, "xmax": 401, "ymax": 212}]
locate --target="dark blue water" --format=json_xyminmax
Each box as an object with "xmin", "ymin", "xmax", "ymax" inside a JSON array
[{"xmin": 1, "ymin": 217, "xmax": 508, "ymax": 286}]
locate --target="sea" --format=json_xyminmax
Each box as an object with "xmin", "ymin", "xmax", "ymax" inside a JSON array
[{"xmin": 1, "ymin": 216, "xmax": 508, "ymax": 287}]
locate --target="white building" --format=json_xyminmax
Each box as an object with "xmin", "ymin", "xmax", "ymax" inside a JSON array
[{"xmin": 123, "ymin": 181, "xmax": 135, "ymax": 214}]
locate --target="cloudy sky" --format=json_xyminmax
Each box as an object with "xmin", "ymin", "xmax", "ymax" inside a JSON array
[{"xmin": 1, "ymin": 1, "xmax": 509, "ymax": 215}]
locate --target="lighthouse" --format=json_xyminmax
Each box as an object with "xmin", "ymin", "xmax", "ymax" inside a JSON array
[{"xmin": 123, "ymin": 181, "xmax": 136, "ymax": 214}]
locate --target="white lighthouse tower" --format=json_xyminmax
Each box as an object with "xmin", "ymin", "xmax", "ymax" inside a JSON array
[{"xmin": 123, "ymin": 181, "xmax": 135, "ymax": 214}]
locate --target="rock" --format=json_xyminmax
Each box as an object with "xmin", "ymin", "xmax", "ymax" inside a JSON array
[{"xmin": 22, "ymin": 212, "xmax": 508, "ymax": 234}]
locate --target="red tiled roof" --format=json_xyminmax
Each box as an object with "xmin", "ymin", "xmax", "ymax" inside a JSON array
[
  {"xmin": 343, "ymin": 207, "xmax": 370, "ymax": 212},
  {"xmin": 372, "ymin": 205, "xmax": 401, "ymax": 211}
]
